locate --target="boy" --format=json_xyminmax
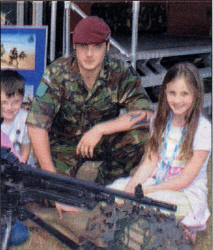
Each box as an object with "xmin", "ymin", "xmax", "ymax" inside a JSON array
[{"xmin": 1, "ymin": 70, "xmax": 35, "ymax": 166}]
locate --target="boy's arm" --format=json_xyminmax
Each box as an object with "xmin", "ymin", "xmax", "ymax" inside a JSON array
[
  {"xmin": 20, "ymin": 143, "xmax": 30, "ymax": 163},
  {"xmin": 27, "ymin": 125, "xmax": 56, "ymax": 173}
]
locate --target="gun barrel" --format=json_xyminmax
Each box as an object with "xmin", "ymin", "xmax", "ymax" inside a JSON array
[
  {"xmin": 100, "ymin": 188, "xmax": 177, "ymax": 211},
  {"xmin": 18, "ymin": 164, "xmax": 177, "ymax": 212},
  {"xmin": 1, "ymin": 147, "xmax": 177, "ymax": 212}
]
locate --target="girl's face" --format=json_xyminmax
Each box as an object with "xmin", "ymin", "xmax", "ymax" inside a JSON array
[
  {"xmin": 1, "ymin": 91, "xmax": 23, "ymax": 124},
  {"xmin": 165, "ymin": 77, "xmax": 194, "ymax": 119}
]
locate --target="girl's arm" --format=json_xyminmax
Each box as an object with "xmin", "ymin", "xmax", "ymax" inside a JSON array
[
  {"xmin": 143, "ymin": 150, "xmax": 209, "ymax": 194},
  {"xmin": 125, "ymin": 152, "xmax": 158, "ymax": 194},
  {"xmin": 20, "ymin": 143, "xmax": 31, "ymax": 163}
]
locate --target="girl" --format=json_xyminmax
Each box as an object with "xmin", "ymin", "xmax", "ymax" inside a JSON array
[{"xmin": 109, "ymin": 62, "xmax": 211, "ymax": 243}]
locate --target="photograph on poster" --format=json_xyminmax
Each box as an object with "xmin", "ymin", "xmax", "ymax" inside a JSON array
[{"xmin": 1, "ymin": 32, "xmax": 36, "ymax": 70}]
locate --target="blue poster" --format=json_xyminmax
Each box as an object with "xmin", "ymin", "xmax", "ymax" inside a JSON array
[{"xmin": 1, "ymin": 26, "xmax": 47, "ymax": 97}]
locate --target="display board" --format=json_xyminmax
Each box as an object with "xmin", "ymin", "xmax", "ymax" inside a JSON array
[{"xmin": 1, "ymin": 26, "xmax": 47, "ymax": 101}]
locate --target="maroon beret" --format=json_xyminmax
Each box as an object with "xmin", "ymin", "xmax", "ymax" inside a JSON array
[{"xmin": 73, "ymin": 16, "xmax": 111, "ymax": 44}]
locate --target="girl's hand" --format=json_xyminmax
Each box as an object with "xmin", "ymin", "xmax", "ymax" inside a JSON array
[
  {"xmin": 124, "ymin": 178, "xmax": 140, "ymax": 194},
  {"xmin": 143, "ymin": 185, "xmax": 155, "ymax": 195}
]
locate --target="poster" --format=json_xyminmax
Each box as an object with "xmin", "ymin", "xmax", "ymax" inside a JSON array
[{"xmin": 1, "ymin": 26, "xmax": 47, "ymax": 100}]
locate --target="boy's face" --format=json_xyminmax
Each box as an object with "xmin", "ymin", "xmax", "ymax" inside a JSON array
[{"xmin": 1, "ymin": 91, "xmax": 23, "ymax": 123}]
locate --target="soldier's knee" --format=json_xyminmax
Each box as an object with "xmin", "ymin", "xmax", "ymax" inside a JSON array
[{"xmin": 113, "ymin": 127, "xmax": 149, "ymax": 151}]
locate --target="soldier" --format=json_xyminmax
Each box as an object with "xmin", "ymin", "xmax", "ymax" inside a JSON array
[{"xmin": 26, "ymin": 16, "xmax": 153, "ymax": 199}]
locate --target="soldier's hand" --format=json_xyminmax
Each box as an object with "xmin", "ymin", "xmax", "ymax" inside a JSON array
[
  {"xmin": 56, "ymin": 203, "xmax": 83, "ymax": 220},
  {"xmin": 76, "ymin": 126, "xmax": 103, "ymax": 158}
]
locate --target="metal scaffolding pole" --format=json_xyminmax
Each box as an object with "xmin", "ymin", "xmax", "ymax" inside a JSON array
[
  {"xmin": 32, "ymin": 1, "xmax": 43, "ymax": 26},
  {"xmin": 131, "ymin": 1, "xmax": 140, "ymax": 69},
  {"xmin": 50, "ymin": 1, "xmax": 57, "ymax": 62},
  {"xmin": 63, "ymin": 1, "xmax": 71, "ymax": 56},
  {"xmin": 70, "ymin": 2, "xmax": 87, "ymax": 18},
  {"xmin": 16, "ymin": 1, "xmax": 24, "ymax": 26}
]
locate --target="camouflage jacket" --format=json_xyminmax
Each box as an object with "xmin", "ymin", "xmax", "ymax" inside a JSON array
[{"xmin": 27, "ymin": 54, "xmax": 153, "ymax": 144}]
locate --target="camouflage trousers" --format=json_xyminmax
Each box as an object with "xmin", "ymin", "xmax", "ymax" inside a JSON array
[{"xmin": 50, "ymin": 127, "xmax": 149, "ymax": 185}]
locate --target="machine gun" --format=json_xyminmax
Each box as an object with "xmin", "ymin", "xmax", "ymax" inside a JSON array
[{"xmin": 1, "ymin": 147, "xmax": 177, "ymax": 250}]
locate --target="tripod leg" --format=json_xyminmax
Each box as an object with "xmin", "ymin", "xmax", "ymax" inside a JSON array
[
  {"xmin": 23, "ymin": 208, "xmax": 79, "ymax": 250},
  {"xmin": 1, "ymin": 213, "xmax": 12, "ymax": 250}
]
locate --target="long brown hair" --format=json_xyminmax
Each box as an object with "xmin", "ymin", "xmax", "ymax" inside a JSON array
[{"xmin": 147, "ymin": 62, "xmax": 204, "ymax": 161}]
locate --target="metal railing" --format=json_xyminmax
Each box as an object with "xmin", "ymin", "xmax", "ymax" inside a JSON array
[
  {"xmin": 68, "ymin": 2, "xmax": 130, "ymax": 61},
  {"xmin": 15, "ymin": 1, "xmax": 211, "ymax": 112}
]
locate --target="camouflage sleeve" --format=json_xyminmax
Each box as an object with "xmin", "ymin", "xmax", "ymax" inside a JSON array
[
  {"xmin": 116, "ymin": 64, "xmax": 153, "ymax": 112},
  {"xmin": 26, "ymin": 61, "xmax": 63, "ymax": 130}
]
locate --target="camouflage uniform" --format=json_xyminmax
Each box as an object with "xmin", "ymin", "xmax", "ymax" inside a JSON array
[{"xmin": 27, "ymin": 54, "xmax": 153, "ymax": 185}]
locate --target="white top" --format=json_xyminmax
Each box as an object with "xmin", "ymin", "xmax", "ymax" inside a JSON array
[
  {"xmin": 153, "ymin": 115, "xmax": 211, "ymax": 228},
  {"xmin": 1, "ymin": 108, "xmax": 30, "ymax": 150},
  {"xmin": 1, "ymin": 108, "xmax": 36, "ymax": 167}
]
